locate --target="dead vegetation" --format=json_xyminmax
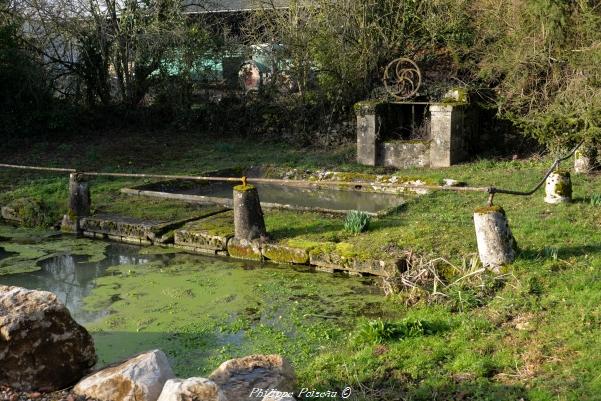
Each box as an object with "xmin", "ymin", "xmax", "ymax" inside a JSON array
[{"xmin": 381, "ymin": 252, "xmax": 519, "ymax": 308}]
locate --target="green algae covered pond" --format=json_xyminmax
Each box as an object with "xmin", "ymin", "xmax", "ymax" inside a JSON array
[{"xmin": 0, "ymin": 224, "xmax": 389, "ymax": 381}]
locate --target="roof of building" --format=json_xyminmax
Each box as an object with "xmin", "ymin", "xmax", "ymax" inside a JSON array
[{"xmin": 182, "ymin": 0, "xmax": 290, "ymax": 14}]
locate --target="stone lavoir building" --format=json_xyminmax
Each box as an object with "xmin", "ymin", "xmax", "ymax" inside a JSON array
[{"xmin": 355, "ymin": 93, "xmax": 477, "ymax": 169}]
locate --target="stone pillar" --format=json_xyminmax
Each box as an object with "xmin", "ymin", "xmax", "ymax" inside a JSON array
[
  {"xmin": 61, "ymin": 173, "xmax": 91, "ymax": 233},
  {"xmin": 429, "ymin": 104, "xmax": 468, "ymax": 168},
  {"xmin": 544, "ymin": 171, "xmax": 572, "ymax": 204},
  {"xmin": 233, "ymin": 184, "xmax": 267, "ymax": 240},
  {"xmin": 574, "ymin": 148, "xmax": 595, "ymax": 174},
  {"xmin": 354, "ymin": 101, "xmax": 383, "ymax": 166},
  {"xmin": 474, "ymin": 206, "xmax": 517, "ymax": 270}
]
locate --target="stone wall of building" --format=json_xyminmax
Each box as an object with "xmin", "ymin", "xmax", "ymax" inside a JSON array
[{"xmin": 377, "ymin": 140, "xmax": 430, "ymax": 169}]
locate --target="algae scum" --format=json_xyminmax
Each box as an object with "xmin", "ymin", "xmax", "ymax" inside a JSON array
[{"xmin": 0, "ymin": 224, "xmax": 385, "ymax": 377}]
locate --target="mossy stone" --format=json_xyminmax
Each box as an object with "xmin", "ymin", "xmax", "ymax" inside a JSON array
[
  {"xmin": 353, "ymin": 100, "xmax": 386, "ymax": 115},
  {"xmin": 262, "ymin": 243, "xmax": 309, "ymax": 264},
  {"xmin": 474, "ymin": 205, "xmax": 505, "ymax": 215}
]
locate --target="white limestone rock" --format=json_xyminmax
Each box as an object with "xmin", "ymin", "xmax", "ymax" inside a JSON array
[
  {"xmin": 157, "ymin": 377, "xmax": 226, "ymax": 401},
  {"xmin": 74, "ymin": 349, "xmax": 175, "ymax": 401},
  {"xmin": 0, "ymin": 286, "xmax": 96, "ymax": 391}
]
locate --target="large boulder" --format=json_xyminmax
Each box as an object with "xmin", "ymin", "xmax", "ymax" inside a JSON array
[
  {"xmin": 73, "ymin": 349, "xmax": 175, "ymax": 401},
  {"xmin": 209, "ymin": 355, "xmax": 296, "ymax": 401},
  {"xmin": 157, "ymin": 377, "xmax": 226, "ymax": 401},
  {"xmin": 0, "ymin": 285, "xmax": 96, "ymax": 391}
]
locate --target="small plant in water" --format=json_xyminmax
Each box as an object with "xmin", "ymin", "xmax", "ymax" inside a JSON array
[
  {"xmin": 591, "ymin": 193, "xmax": 601, "ymax": 206},
  {"xmin": 344, "ymin": 210, "xmax": 370, "ymax": 234}
]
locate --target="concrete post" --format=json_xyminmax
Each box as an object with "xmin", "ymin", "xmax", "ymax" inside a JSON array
[
  {"xmin": 474, "ymin": 206, "xmax": 517, "ymax": 270},
  {"xmin": 574, "ymin": 148, "xmax": 594, "ymax": 174},
  {"xmin": 233, "ymin": 184, "xmax": 267, "ymax": 241},
  {"xmin": 61, "ymin": 173, "xmax": 91, "ymax": 233},
  {"xmin": 355, "ymin": 101, "xmax": 382, "ymax": 166},
  {"xmin": 544, "ymin": 171, "xmax": 572, "ymax": 204}
]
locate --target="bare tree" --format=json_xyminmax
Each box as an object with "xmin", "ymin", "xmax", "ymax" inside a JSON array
[{"xmin": 16, "ymin": 0, "xmax": 190, "ymax": 107}]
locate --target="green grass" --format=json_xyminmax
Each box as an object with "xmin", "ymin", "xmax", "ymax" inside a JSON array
[{"xmin": 1, "ymin": 131, "xmax": 601, "ymax": 399}]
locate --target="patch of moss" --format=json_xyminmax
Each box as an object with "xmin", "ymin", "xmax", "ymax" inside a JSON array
[
  {"xmin": 474, "ymin": 205, "xmax": 505, "ymax": 215},
  {"xmin": 97, "ymin": 195, "xmax": 224, "ymax": 222},
  {"xmin": 190, "ymin": 211, "xmax": 235, "ymax": 237},
  {"xmin": 441, "ymin": 87, "xmax": 469, "ymax": 103},
  {"xmin": 227, "ymin": 240, "xmax": 262, "ymax": 261},
  {"xmin": 262, "ymin": 243, "xmax": 309, "ymax": 264},
  {"xmin": 233, "ymin": 184, "xmax": 256, "ymax": 192},
  {"xmin": 310, "ymin": 241, "xmax": 371, "ymax": 261},
  {"xmin": 353, "ymin": 99, "xmax": 386, "ymax": 115},
  {"xmin": 284, "ymin": 238, "xmax": 323, "ymax": 251},
  {"xmin": 554, "ymin": 180, "xmax": 573, "ymax": 198}
]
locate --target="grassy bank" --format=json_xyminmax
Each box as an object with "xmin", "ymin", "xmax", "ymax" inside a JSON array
[{"xmin": 1, "ymin": 131, "xmax": 601, "ymax": 400}]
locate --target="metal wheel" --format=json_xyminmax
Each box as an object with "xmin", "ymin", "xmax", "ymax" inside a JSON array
[{"xmin": 383, "ymin": 58, "xmax": 421, "ymax": 100}]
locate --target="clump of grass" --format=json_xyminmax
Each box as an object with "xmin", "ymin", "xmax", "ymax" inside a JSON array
[
  {"xmin": 344, "ymin": 210, "xmax": 370, "ymax": 234},
  {"xmin": 528, "ymin": 276, "xmax": 544, "ymax": 296},
  {"xmin": 591, "ymin": 193, "xmax": 601, "ymax": 206},
  {"xmin": 543, "ymin": 246, "xmax": 559, "ymax": 261},
  {"xmin": 8, "ymin": 197, "xmax": 56, "ymax": 228},
  {"xmin": 354, "ymin": 318, "xmax": 436, "ymax": 345}
]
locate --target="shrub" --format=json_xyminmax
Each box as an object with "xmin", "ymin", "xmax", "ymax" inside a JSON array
[
  {"xmin": 8, "ymin": 198, "xmax": 56, "ymax": 228},
  {"xmin": 344, "ymin": 210, "xmax": 370, "ymax": 234},
  {"xmin": 591, "ymin": 194, "xmax": 601, "ymax": 206},
  {"xmin": 475, "ymin": 0, "xmax": 601, "ymax": 149}
]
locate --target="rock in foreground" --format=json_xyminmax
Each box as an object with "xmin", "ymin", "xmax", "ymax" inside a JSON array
[
  {"xmin": 157, "ymin": 377, "xmax": 226, "ymax": 401},
  {"xmin": 0, "ymin": 285, "xmax": 96, "ymax": 391},
  {"xmin": 73, "ymin": 350, "xmax": 174, "ymax": 401},
  {"xmin": 209, "ymin": 355, "xmax": 296, "ymax": 401}
]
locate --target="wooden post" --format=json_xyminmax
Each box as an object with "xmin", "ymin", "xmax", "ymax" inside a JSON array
[
  {"xmin": 474, "ymin": 206, "xmax": 517, "ymax": 270},
  {"xmin": 233, "ymin": 184, "xmax": 267, "ymax": 240},
  {"xmin": 544, "ymin": 171, "xmax": 572, "ymax": 204},
  {"xmin": 61, "ymin": 173, "xmax": 91, "ymax": 233}
]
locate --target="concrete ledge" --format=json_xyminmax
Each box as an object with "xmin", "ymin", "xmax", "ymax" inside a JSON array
[
  {"xmin": 81, "ymin": 207, "xmax": 229, "ymax": 245},
  {"xmin": 309, "ymin": 247, "xmax": 405, "ymax": 276},
  {"xmin": 174, "ymin": 211, "xmax": 234, "ymax": 253},
  {"xmin": 3, "ymin": 207, "xmax": 406, "ymax": 277},
  {"xmin": 227, "ymin": 237, "xmax": 262, "ymax": 261},
  {"xmin": 81, "ymin": 214, "xmax": 166, "ymax": 242},
  {"xmin": 262, "ymin": 243, "xmax": 309, "ymax": 264}
]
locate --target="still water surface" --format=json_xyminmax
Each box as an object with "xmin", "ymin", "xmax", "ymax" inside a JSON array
[{"xmin": 0, "ymin": 226, "xmax": 386, "ymax": 375}]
